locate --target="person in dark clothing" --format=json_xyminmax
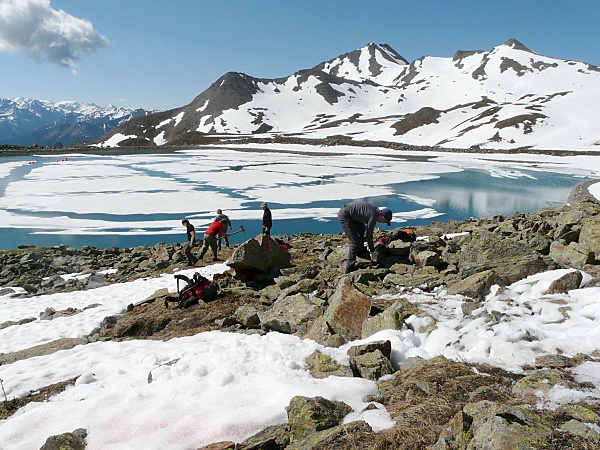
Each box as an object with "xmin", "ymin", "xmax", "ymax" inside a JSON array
[
  {"xmin": 337, "ymin": 201, "xmax": 392, "ymax": 273},
  {"xmin": 262, "ymin": 202, "xmax": 272, "ymax": 235},
  {"xmin": 181, "ymin": 219, "xmax": 198, "ymax": 266},
  {"xmin": 214, "ymin": 208, "xmax": 232, "ymax": 250}
]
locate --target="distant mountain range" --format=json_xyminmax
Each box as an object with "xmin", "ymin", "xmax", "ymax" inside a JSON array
[
  {"xmin": 0, "ymin": 98, "xmax": 156, "ymax": 146},
  {"xmin": 96, "ymin": 38, "xmax": 600, "ymax": 151}
]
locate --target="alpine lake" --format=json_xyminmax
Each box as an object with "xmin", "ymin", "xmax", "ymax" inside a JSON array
[{"xmin": 0, "ymin": 149, "xmax": 593, "ymax": 250}]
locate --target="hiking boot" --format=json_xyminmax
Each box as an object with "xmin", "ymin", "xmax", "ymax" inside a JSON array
[
  {"xmin": 344, "ymin": 264, "xmax": 356, "ymax": 274},
  {"xmin": 212, "ymin": 257, "xmax": 221, "ymax": 261}
]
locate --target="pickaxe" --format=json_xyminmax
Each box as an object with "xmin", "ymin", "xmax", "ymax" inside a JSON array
[{"xmin": 221, "ymin": 225, "xmax": 245, "ymax": 239}]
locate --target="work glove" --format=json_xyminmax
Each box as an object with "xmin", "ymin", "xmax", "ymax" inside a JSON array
[{"xmin": 370, "ymin": 250, "xmax": 381, "ymax": 263}]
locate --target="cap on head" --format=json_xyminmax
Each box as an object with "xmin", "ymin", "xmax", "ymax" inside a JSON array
[
  {"xmin": 216, "ymin": 209, "xmax": 222, "ymax": 214},
  {"xmin": 261, "ymin": 202, "xmax": 268, "ymax": 208},
  {"xmin": 381, "ymin": 208, "xmax": 392, "ymax": 226}
]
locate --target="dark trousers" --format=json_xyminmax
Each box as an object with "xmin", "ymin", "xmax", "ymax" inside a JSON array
[
  {"xmin": 338, "ymin": 208, "xmax": 365, "ymax": 269},
  {"xmin": 185, "ymin": 242, "xmax": 197, "ymax": 265},
  {"xmin": 217, "ymin": 235, "xmax": 229, "ymax": 250}
]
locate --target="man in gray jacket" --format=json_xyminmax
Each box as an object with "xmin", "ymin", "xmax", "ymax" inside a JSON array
[
  {"xmin": 214, "ymin": 208, "xmax": 232, "ymax": 250},
  {"xmin": 337, "ymin": 201, "xmax": 392, "ymax": 273}
]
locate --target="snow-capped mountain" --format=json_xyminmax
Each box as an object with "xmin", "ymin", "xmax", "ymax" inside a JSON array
[
  {"xmin": 100, "ymin": 39, "xmax": 600, "ymax": 151},
  {"xmin": 0, "ymin": 98, "xmax": 157, "ymax": 146}
]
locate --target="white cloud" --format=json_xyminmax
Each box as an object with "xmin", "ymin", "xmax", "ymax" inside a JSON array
[{"xmin": 0, "ymin": 0, "xmax": 108, "ymax": 67}]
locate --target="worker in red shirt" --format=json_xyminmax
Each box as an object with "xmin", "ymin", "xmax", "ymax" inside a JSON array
[{"xmin": 199, "ymin": 218, "xmax": 229, "ymax": 261}]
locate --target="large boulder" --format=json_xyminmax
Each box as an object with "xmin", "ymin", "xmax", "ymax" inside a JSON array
[
  {"xmin": 229, "ymin": 234, "xmax": 292, "ymax": 279},
  {"xmin": 457, "ymin": 230, "xmax": 547, "ymax": 285},
  {"xmin": 323, "ymin": 277, "xmax": 372, "ymax": 341},
  {"xmin": 259, "ymin": 293, "xmax": 321, "ymax": 335}
]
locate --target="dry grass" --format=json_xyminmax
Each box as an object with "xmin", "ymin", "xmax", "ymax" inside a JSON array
[{"xmin": 0, "ymin": 377, "xmax": 77, "ymax": 420}]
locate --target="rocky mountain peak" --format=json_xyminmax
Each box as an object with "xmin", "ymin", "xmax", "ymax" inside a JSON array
[
  {"xmin": 502, "ymin": 38, "xmax": 534, "ymax": 53},
  {"xmin": 314, "ymin": 42, "xmax": 408, "ymax": 83}
]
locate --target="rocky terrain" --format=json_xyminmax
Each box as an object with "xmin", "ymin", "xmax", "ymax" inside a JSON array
[{"xmin": 3, "ymin": 193, "xmax": 600, "ymax": 449}]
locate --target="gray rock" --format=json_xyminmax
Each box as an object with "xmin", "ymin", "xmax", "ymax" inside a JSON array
[
  {"xmin": 549, "ymin": 240, "xmax": 595, "ymax": 269},
  {"xmin": 286, "ymin": 395, "xmax": 352, "ymax": 441},
  {"xmin": 259, "ymin": 293, "xmax": 321, "ymax": 335},
  {"xmin": 545, "ymin": 270, "xmax": 583, "ymax": 294},
  {"xmin": 350, "ymin": 349, "xmax": 394, "ymax": 380},
  {"xmin": 286, "ymin": 420, "xmax": 373, "ymax": 450},
  {"xmin": 446, "ymin": 269, "xmax": 500, "ymax": 300},
  {"xmin": 39, "ymin": 428, "xmax": 87, "ymax": 450},
  {"xmin": 304, "ymin": 350, "xmax": 353, "ymax": 379},
  {"xmin": 362, "ymin": 308, "xmax": 404, "ymax": 338},
  {"xmin": 229, "ymin": 234, "xmax": 292, "ymax": 278},
  {"xmin": 323, "ymin": 277, "xmax": 372, "ymax": 341},
  {"xmin": 458, "ymin": 230, "xmax": 547, "ymax": 285},
  {"xmin": 237, "ymin": 424, "xmax": 291, "ymax": 450},
  {"xmin": 232, "ymin": 303, "xmax": 265, "ymax": 328},
  {"xmin": 433, "ymin": 401, "xmax": 551, "ymax": 450}
]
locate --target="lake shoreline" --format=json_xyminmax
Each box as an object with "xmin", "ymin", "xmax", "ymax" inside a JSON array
[{"xmin": 3, "ymin": 135, "xmax": 600, "ymax": 158}]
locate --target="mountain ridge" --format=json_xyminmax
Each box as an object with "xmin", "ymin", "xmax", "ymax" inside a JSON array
[
  {"xmin": 0, "ymin": 98, "xmax": 157, "ymax": 146},
  {"xmin": 96, "ymin": 38, "xmax": 600, "ymax": 151}
]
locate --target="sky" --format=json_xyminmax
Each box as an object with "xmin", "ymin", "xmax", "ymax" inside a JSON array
[
  {"xmin": 1, "ymin": 245, "xmax": 600, "ymax": 448},
  {"xmin": 1, "ymin": 0, "xmax": 599, "ymax": 111}
]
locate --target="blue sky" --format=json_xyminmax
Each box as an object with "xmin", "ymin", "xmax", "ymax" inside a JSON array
[{"xmin": 1, "ymin": 0, "xmax": 598, "ymax": 111}]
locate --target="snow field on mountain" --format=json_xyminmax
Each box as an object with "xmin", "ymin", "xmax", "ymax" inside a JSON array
[{"xmin": 133, "ymin": 41, "xmax": 600, "ymax": 150}]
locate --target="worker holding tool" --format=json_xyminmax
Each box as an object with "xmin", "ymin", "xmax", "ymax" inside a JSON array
[
  {"xmin": 337, "ymin": 201, "xmax": 392, "ymax": 274},
  {"xmin": 199, "ymin": 218, "xmax": 229, "ymax": 261},
  {"xmin": 214, "ymin": 208, "xmax": 232, "ymax": 250}
]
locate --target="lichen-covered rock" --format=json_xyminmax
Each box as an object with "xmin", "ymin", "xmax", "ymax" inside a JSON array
[
  {"xmin": 237, "ymin": 424, "xmax": 291, "ymax": 450},
  {"xmin": 433, "ymin": 401, "xmax": 551, "ymax": 450},
  {"xmin": 457, "ymin": 230, "xmax": 547, "ymax": 284},
  {"xmin": 512, "ymin": 369, "xmax": 574, "ymax": 400},
  {"xmin": 286, "ymin": 395, "xmax": 352, "ymax": 441},
  {"xmin": 286, "ymin": 420, "xmax": 373, "ymax": 450},
  {"xmin": 550, "ymin": 240, "xmax": 595, "ymax": 269},
  {"xmin": 579, "ymin": 214, "xmax": 600, "ymax": 256},
  {"xmin": 259, "ymin": 293, "xmax": 321, "ymax": 335},
  {"xmin": 446, "ymin": 269, "xmax": 501, "ymax": 300},
  {"xmin": 39, "ymin": 428, "xmax": 87, "ymax": 450},
  {"xmin": 303, "ymin": 316, "xmax": 346, "ymax": 348},
  {"xmin": 361, "ymin": 308, "xmax": 404, "ymax": 338},
  {"xmin": 350, "ymin": 348, "xmax": 395, "ymax": 380},
  {"xmin": 304, "ymin": 350, "xmax": 353, "ymax": 379}
]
